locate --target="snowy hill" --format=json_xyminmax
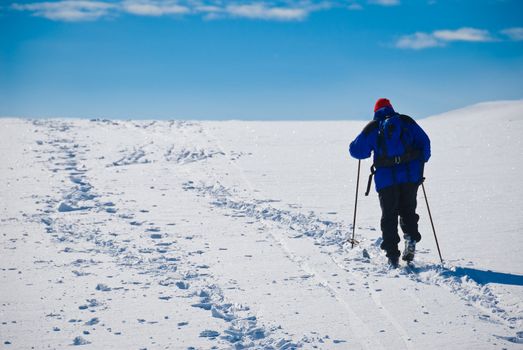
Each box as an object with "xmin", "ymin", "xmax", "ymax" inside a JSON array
[{"xmin": 1, "ymin": 100, "xmax": 522, "ymax": 349}]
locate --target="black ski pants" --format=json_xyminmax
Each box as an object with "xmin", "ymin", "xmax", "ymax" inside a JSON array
[{"xmin": 378, "ymin": 182, "xmax": 422, "ymax": 259}]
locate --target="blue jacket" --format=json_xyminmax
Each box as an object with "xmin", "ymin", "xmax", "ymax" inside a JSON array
[{"xmin": 349, "ymin": 106, "xmax": 431, "ymax": 192}]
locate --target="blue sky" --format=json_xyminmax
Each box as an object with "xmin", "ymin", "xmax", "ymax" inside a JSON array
[{"xmin": 1, "ymin": 0, "xmax": 522, "ymax": 120}]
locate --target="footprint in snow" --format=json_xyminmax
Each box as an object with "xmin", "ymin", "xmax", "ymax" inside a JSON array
[
  {"xmin": 84, "ymin": 318, "xmax": 99, "ymax": 326},
  {"xmin": 72, "ymin": 336, "xmax": 90, "ymax": 346},
  {"xmin": 175, "ymin": 281, "xmax": 189, "ymax": 289},
  {"xmin": 95, "ymin": 284, "xmax": 111, "ymax": 291},
  {"xmin": 200, "ymin": 330, "xmax": 220, "ymax": 338}
]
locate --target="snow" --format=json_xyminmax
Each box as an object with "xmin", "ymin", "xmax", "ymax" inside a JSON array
[{"xmin": 1, "ymin": 100, "xmax": 522, "ymax": 349}]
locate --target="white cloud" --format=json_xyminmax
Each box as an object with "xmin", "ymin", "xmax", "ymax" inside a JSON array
[
  {"xmin": 396, "ymin": 27, "xmax": 495, "ymax": 50},
  {"xmin": 501, "ymin": 27, "xmax": 523, "ymax": 41},
  {"xmin": 9, "ymin": 0, "xmax": 406, "ymax": 22},
  {"xmin": 198, "ymin": 1, "xmax": 335, "ymax": 21},
  {"xmin": 11, "ymin": 0, "xmax": 115, "ymax": 21},
  {"xmin": 122, "ymin": 1, "xmax": 190, "ymax": 16},
  {"xmin": 194, "ymin": 5, "xmax": 222, "ymax": 14},
  {"xmin": 433, "ymin": 27, "xmax": 494, "ymax": 42},
  {"xmin": 347, "ymin": 3, "xmax": 363, "ymax": 10},
  {"xmin": 368, "ymin": 0, "xmax": 400, "ymax": 6},
  {"xmin": 395, "ymin": 32, "xmax": 443, "ymax": 50},
  {"xmin": 11, "ymin": 0, "xmax": 336, "ymax": 22},
  {"xmin": 225, "ymin": 3, "xmax": 309, "ymax": 21}
]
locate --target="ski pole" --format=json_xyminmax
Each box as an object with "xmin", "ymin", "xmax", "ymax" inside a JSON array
[
  {"xmin": 349, "ymin": 160, "xmax": 361, "ymax": 248},
  {"xmin": 421, "ymin": 179, "xmax": 443, "ymax": 263}
]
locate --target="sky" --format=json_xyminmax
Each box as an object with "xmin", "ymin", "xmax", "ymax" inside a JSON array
[{"xmin": 1, "ymin": 0, "xmax": 522, "ymax": 120}]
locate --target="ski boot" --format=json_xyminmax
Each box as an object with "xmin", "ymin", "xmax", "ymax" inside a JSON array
[
  {"xmin": 388, "ymin": 256, "xmax": 399, "ymax": 268},
  {"xmin": 402, "ymin": 236, "xmax": 416, "ymax": 262}
]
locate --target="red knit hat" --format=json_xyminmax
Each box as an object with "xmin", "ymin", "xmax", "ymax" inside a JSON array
[{"xmin": 374, "ymin": 98, "xmax": 393, "ymax": 113}]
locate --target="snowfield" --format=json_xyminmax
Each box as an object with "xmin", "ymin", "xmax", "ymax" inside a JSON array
[{"xmin": 1, "ymin": 100, "xmax": 522, "ymax": 349}]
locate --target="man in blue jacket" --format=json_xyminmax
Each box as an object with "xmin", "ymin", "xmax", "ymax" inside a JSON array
[{"xmin": 349, "ymin": 98, "xmax": 431, "ymax": 266}]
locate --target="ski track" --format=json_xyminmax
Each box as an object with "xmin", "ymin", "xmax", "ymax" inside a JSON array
[
  {"xmin": 181, "ymin": 179, "xmax": 521, "ymax": 329},
  {"xmin": 2, "ymin": 117, "xmax": 522, "ymax": 349}
]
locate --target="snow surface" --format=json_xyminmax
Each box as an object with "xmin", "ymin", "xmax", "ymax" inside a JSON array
[{"xmin": 1, "ymin": 100, "xmax": 522, "ymax": 349}]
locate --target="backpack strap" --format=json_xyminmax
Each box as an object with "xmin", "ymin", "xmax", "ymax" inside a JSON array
[
  {"xmin": 374, "ymin": 147, "xmax": 421, "ymax": 167},
  {"xmin": 365, "ymin": 121, "xmax": 387, "ymax": 196},
  {"xmin": 365, "ymin": 165, "xmax": 376, "ymax": 196}
]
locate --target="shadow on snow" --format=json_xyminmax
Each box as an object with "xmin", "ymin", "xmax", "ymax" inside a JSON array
[{"xmin": 442, "ymin": 267, "xmax": 523, "ymax": 287}]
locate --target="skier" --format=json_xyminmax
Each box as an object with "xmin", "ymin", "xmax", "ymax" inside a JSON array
[{"xmin": 349, "ymin": 98, "xmax": 431, "ymax": 267}]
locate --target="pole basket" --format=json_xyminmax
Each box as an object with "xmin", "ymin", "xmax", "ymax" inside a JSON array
[{"xmin": 347, "ymin": 237, "xmax": 360, "ymax": 247}]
